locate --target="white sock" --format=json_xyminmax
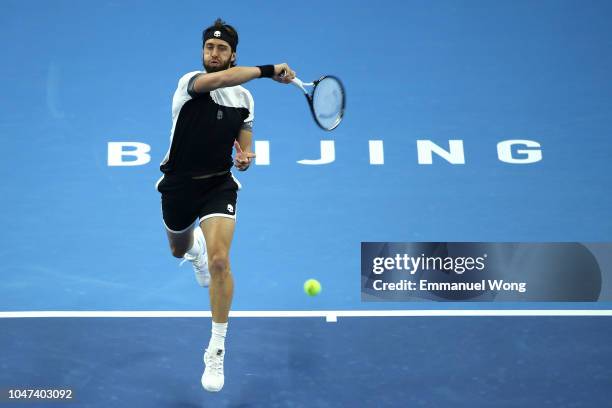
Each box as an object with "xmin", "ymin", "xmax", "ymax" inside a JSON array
[
  {"xmin": 186, "ymin": 228, "xmax": 203, "ymax": 257},
  {"xmin": 208, "ymin": 321, "xmax": 228, "ymax": 351}
]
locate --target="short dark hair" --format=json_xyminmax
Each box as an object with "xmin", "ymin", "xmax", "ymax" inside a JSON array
[{"xmin": 202, "ymin": 18, "xmax": 239, "ymax": 67}]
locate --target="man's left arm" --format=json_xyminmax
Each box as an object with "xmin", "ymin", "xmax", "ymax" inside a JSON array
[{"xmin": 234, "ymin": 128, "xmax": 255, "ymax": 171}]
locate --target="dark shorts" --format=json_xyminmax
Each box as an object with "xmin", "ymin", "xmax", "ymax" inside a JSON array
[{"xmin": 156, "ymin": 172, "xmax": 241, "ymax": 233}]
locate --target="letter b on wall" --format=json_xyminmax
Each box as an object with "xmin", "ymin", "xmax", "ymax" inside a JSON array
[{"xmin": 107, "ymin": 142, "xmax": 151, "ymax": 166}]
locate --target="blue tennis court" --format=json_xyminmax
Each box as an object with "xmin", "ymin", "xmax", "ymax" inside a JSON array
[
  {"xmin": 1, "ymin": 0, "xmax": 612, "ymax": 406},
  {"xmin": 2, "ymin": 316, "xmax": 612, "ymax": 407}
]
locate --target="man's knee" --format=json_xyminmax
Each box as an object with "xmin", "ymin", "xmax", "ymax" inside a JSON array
[
  {"xmin": 209, "ymin": 253, "xmax": 230, "ymax": 276},
  {"xmin": 170, "ymin": 246, "xmax": 187, "ymax": 258}
]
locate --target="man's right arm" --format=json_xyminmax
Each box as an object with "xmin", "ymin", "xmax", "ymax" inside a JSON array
[{"xmin": 191, "ymin": 63, "xmax": 296, "ymax": 93}]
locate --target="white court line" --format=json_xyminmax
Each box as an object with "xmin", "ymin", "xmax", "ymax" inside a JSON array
[{"xmin": 1, "ymin": 310, "xmax": 612, "ymax": 320}]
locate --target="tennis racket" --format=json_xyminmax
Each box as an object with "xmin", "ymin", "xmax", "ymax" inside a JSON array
[{"xmin": 282, "ymin": 72, "xmax": 346, "ymax": 131}]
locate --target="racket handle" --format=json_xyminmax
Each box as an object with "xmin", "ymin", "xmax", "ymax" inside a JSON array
[
  {"xmin": 280, "ymin": 69, "xmax": 308, "ymax": 92},
  {"xmin": 291, "ymin": 77, "xmax": 306, "ymax": 91}
]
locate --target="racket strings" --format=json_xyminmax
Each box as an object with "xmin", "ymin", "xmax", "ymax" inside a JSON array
[{"xmin": 312, "ymin": 77, "xmax": 344, "ymax": 130}]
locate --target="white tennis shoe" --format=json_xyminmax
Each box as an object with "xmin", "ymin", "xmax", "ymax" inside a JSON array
[
  {"xmin": 180, "ymin": 227, "xmax": 210, "ymax": 287},
  {"xmin": 202, "ymin": 348, "xmax": 225, "ymax": 392}
]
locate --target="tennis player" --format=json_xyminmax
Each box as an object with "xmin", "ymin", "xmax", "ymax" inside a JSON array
[{"xmin": 156, "ymin": 18, "xmax": 295, "ymax": 392}]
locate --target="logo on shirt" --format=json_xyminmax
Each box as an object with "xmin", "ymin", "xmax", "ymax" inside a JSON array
[
  {"xmin": 227, "ymin": 204, "xmax": 234, "ymax": 213},
  {"xmin": 217, "ymin": 110, "xmax": 223, "ymax": 120},
  {"xmin": 214, "ymin": 31, "xmax": 221, "ymax": 38}
]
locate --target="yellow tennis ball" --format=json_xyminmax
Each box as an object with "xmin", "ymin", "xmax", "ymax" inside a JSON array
[{"xmin": 304, "ymin": 279, "xmax": 321, "ymax": 296}]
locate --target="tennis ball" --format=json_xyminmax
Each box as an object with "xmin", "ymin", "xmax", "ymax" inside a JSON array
[{"xmin": 304, "ymin": 279, "xmax": 321, "ymax": 296}]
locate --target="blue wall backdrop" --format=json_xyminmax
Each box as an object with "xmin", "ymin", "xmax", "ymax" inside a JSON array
[{"xmin": 1, "ymin": 0, "xmax": 611, "ymax": 311}]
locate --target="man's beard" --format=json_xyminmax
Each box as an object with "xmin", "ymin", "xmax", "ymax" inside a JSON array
[{"xmin": 204, "ymin": 58, "xmax": 232, "ymax": 73}]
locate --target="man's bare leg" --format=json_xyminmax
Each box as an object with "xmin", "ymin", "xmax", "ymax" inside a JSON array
[
  {"xmin": 200, "ymin": 217, "xmax": 235, "ymax": 323},
  {"xmin": 164, "ymin": 223, "xmax": 210, "ymax": 287},
  {"xmin": 165, "ymin": 225, "xmax": 194, "ymax": 258},
  {"xmin": 199, "ymin": 216, "xmax": 236, "ymax": 392}
]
